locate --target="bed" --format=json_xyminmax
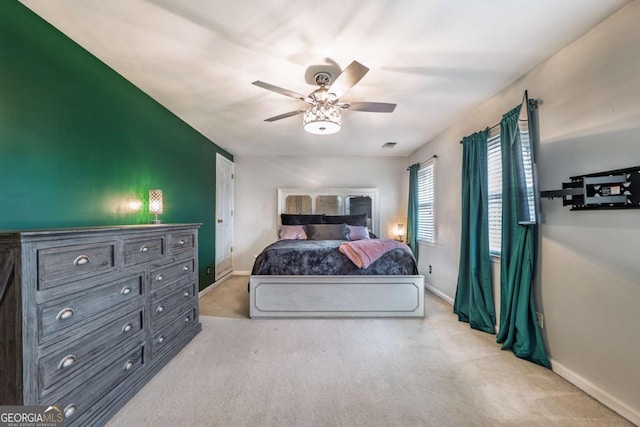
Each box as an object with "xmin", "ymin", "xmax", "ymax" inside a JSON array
[{"xmin": 249, "ymin": 204, "xmax": 424, "ymax": 318}]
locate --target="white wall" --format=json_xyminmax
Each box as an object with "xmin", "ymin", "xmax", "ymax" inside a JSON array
[
  {"xmin": 233, "ymin": 155, "xmax": 408, "ymax": 272},
  {"xmin": 409, "ymin": 2, "xmax": 640, "ymax": 423}
]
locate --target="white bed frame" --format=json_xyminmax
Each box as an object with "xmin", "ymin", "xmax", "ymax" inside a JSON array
[
  {"xmin": 250, "ymin": 187, "xmax": 424, "ymax": 318},
  {"xmin": 250, "ymin": 275, "xmax": 424, "ymax": 318}
]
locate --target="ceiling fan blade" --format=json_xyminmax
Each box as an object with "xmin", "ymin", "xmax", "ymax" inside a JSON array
[
  {"xmin": 341, "ymin": 102, "xmax": 397, "ymax": 113},
  {"xmin": 328, "ymin": 61, "xmax": 369, "ymax": 99},
  {"xmin": 264, "ymin": 110, "xmax": 305, "ymax": 122},
  {"xmin": 252, "ymin": 81, "xmax": 308, "ymax": 101}
]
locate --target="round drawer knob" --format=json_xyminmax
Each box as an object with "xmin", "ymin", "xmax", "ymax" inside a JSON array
[
  {"xmin": 158, "ymin": 335, "xmax": 165, "ymax": 344},
  {"xmin": 183, "ymin": 265, "xmax": 189, "ymax": 271},
  {"xmin": 64, "ymin": 404, "xmax": 77, "ymax": 418},
  {"xmin": 123, "ymin": 360, "xmax": 134, "ymax": 371},
  {"xmin": 184, "ymin": 316, "xmax": 190, "ymax": 323},
  {"xmin": 58, "ymin": 355, "xmax": 77, "ymax": 370},
  {"xmin": 179, "ymin": 239, "xmax": 185, "ymax": 246},
  {"xmin": 56, "ymin": 308, "xmax": 75, "ymax": 321},
  {"xmin": 184, "ymin": 291, "xmax": 190, "ymax": 297},
  {"xmin": 156, "ymin": 305, "xmax": 164, "ymax": 313},
  {"xmin": 120, "ymin": 286, "xmax": 132, "ymax": 295},
  {"xmin": 122, "ymin": 323, "xmax": 133, "ymax": 333},
  {"xmin": 156, "ymin": 274, "xmax": 164, "ymax": 281},
  {"xmin": 140, "ymin": 245, "xmax": 149, "ymax": 252}
]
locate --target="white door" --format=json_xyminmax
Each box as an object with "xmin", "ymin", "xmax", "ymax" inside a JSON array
[{"xmin": 215, "ymin": 154, "xmax": 234, "ymax": 280}]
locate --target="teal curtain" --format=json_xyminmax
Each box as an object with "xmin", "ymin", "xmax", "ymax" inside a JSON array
[
  {"xmin": 406, "ymin": 163, "xmax": 420, "ymax": 258},
  {"xmin": 454, "ymin": 129, "xmax": 496, "ymax": 334},
  {"xmin": 496, "ymin": 104, "xmax": 551, "ymax": 368}
]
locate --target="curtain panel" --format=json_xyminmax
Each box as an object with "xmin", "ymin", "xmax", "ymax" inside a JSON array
[
  {"xmin": 454, "ymin": 129, "xmax": 496, "ymax": 334},
  {"xmin": 407, "ymin": 163, "xmax": 420, "ymax": 258},
  {"xmin": 496, "ymin": 103, "xmax": 551, "ymax": 368}
]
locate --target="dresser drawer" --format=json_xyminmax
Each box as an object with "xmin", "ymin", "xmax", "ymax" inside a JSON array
[
  {"xmin": 38, "ymin": 274, "xmax": 143, "ymax": 343},
  {"xmin": 38, "ymin": 309, "xmax": 144, "ymax": 396},
  {"xmin": 151, "ymin": 287, "xmax": 196, "ymax": 328},
  {"xmin": 151, "ymin": 277, "xmax": 196, "ymax": 303},
  {"xmin": 123, "ymin": 236, "xmax": 164, "ymax": 266},
  {"xmin": 46, "ymin": 342, "xmax": 145, "ymax": 423},
  {"xmin": 38, "ymin": 242, "xmax": 116, "ymax": 290},
  {"xmin": 150, "ymin": 258, "xmax": 194, "ymax": 289},
  {"xmin": 168, "ymin": 231, "xmax": 195, "ymax": 254},
  {"xmin": 152, "ymin": 306, "xmax": 197, "ymax": 358}
]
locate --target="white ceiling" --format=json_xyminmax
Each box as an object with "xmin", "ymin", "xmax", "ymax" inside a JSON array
[{"xmin": 20, "ymin": 0, "xmax": 629, "ymax": 157}]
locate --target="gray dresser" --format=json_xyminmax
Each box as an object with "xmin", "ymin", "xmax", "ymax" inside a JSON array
[{"xmin": 0, "ymin": 224, "xmax": 202, "ymax": 426}]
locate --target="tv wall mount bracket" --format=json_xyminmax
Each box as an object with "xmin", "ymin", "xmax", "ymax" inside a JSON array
[{"xmin": 540, "ymin": 166, "xmax": 640, "ymax": 211}]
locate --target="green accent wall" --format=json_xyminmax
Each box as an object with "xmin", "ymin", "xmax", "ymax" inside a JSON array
[{"xmin": 0, "ymin": 2, "xmax": 232, "ymax": 290}]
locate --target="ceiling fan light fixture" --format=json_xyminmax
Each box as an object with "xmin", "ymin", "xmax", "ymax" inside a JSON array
[{"xmin": 303, "ymin": 104, "xmax": 341, "ymax": 135}]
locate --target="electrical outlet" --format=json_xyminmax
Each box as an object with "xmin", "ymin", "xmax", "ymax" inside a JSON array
[
  {"xmin": 536, "ymin": 312, "xmax": 544, "ymax": 329},
  {"xmin": 428, "ymin": 265, "xmax": 432, "ymax": 274},
  {"xmin": 206, "ymin": 267, "xmax": 211, "ymax": 275}
]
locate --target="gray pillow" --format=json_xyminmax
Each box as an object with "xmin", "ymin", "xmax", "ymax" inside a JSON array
[{"xmin": 305, "ymin": 223, "xmax": 348, "ymax": 240}]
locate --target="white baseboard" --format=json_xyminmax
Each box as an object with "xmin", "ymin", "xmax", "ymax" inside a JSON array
[
  {"xmin": 550, "ymin": 358, "xmax": 639, "ymax": 426},
  {"xmin": 425, "ymin": 282, "xmax": 454, "ymax": 305}
]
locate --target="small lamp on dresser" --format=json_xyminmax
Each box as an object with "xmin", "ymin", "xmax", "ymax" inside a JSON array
[
  {"xmin": 396, "ymin": 223, "xmax": 405, "ymax": 242},
  {"xmin": 149, "ymin": 189, "xmax": 163, "ymax": 224}
]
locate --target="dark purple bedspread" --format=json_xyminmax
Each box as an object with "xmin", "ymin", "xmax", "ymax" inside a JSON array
[{"xmin": 251, "ymin": 239, "xmax": 418, "ymax": 275}]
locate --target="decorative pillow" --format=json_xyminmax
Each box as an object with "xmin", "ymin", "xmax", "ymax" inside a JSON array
[
  {"xmin": 305, "ymin": 223, "xmax": 349, "ymax": 240},
  {"xmin": 281, "ymin": 214, "xmax": 325, "ymax": 225},
  {"xmin": 279, "ymin": 225, "xmax": 307, "ymax": 240},
  {"xmin": 348, "ymin": 225, "xmax": 370, "ymax": 241},
  {"xmin": 324, "ymin": 213, "xmax": 368, "ymax": 226}
]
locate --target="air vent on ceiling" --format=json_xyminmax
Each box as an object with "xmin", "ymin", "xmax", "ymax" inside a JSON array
[{"xmin": 382, "ymin": 142, "xmax": 397, "ymax": 149}]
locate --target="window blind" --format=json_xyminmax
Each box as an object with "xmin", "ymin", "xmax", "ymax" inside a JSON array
[
  {"xmin": 417, "ymin": 161, "xmax": 435, "ymax": 243},
  {"xmin": 487, "ymin": 133, "xmax": 502, "ymax": 255},
  {"xmin": 517, "ymin": 125, "xmax": 537, "ymax": 224}
]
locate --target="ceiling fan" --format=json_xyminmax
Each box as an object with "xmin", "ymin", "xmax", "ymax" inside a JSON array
[{"xmin": 252, "ymin": 60, "xmax": 396, "ymax": 135}]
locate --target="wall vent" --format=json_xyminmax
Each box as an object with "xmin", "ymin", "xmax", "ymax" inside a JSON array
[{"xmin": 382, "ymin": 142, "xmax": 397, "ymax": 149}]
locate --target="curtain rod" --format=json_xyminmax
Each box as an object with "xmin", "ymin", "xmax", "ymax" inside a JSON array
[
  {"xmin": 459, "ymin": 90, "xmax": 543, "ymax": 143},
  {"xmin": 407, "ymin": 155, "xmax": 437, "ymax": 171}
]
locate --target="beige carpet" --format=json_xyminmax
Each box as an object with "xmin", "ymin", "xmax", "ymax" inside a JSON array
[
  {"xmin": 198, "ymin": 275, "xmax": 250, "ymax": 319},
  {"xmin": 106, "ymin": 275, "xmax": 633, "ymax": 427}
]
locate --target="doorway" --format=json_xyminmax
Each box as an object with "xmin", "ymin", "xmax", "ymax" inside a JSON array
[{"xmin": 215, "ymin": 154, "xmax": 234, "ymax": 280}]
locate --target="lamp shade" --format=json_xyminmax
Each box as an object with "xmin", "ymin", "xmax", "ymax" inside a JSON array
[
  {"xmin": 149, "ymin": 189, "xmax": 163, "ymax": 215},
  {"xmin": 303, "ymin": 104, "xmax": 341, "ymax": 135},
  {"xmin": 397, "ymin": 223, "xmax": 405, "ymax": 238}
]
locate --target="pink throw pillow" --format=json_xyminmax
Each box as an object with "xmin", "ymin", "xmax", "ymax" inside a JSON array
[{"xmin": 279, "ymin": 225, "xmax": 307, "ymax": 240}]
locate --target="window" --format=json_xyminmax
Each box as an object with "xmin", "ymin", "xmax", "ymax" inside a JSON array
[
  {"xmin": 417, "ymin": 160, "xmax": 435, "ymax": 243},
  {"xmin": 487, "ymin": 132, "xmax": 502, "ymax": 255},
  {"xmin": 516, "ymin": 123, "xmax": 538, "ymax": 224},
  {"xmin": 487, "ymin": 108, "xmax": 539, "ymax": 257}
]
